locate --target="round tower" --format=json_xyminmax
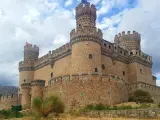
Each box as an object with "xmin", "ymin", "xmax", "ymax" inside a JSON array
[
  {"xmin": 114, "ymin": 31, "xmax": 141, "ymax": 51},
  {"xmin": 31, "ymin": 80, "xmax": 45, "ymax": 108},
  {"xmin": 18, "ymin": 44, "xmax": 39, "ymax": 101},
  {"xmin": 70, "ymin": 1, "xmax": 103, "ymax": 74},
  {"xmin": 21, "ymin": 83, "xmax": 31, "ymax": 109}
]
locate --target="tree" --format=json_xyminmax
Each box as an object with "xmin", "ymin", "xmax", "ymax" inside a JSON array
[{"xmin": 128, "ymin": 89, "xmax": 153, "ymax": 103}]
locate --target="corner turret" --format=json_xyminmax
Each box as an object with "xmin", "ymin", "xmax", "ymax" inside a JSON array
[
  {"xmin": 24, "ymin": 44, "xmax": 39, "ymax": 62},
  {"xmin": 70, "ymin": 0, "xmax": 102, "ymax": 43},
  {"xmin": 71, "ymin": 0, "xmax": 102, "ymax": 75},
  {"xmin": 18, "ymin": 43, "xmax": 39, "ymax": 106},
  {"xmin": 114, "ymin": 31, "xmax": 141, "ymax": 51}
]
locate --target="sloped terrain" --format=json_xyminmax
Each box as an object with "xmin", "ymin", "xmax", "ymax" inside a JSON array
[{"xmin": 0, "ymin": 85, "xmax": 18, "ymax": 96}]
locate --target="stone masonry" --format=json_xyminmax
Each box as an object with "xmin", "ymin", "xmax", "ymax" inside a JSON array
[{"xmin": 0, "ymin": 0, "xmax": 159, "ymax": 110}]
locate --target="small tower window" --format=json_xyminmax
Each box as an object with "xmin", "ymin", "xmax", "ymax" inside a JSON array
[
  {"xmin": 109, "ymin": 45, "xmax": 111, "ymax": 49},
  {"xmin": 89, "ymin": 54, "xmax": 93, "ymax": 59},
  {"xmin": 102, "ymin": 64, "xmax": 105, "ymax": 70},
  {"xmin": 123, "ymin": 71, "xmax": 125, "ymax": 76},
  {"xmin": 104, "ymin": 43, "xmax": 106, "ymax": 47},
  {"xmin": 24, "ymin": 79, "xmax": 26, "ymax": 83},
  {"xmin": 51, "ymin": 72, "xmax": 53, "ymax": 78},
  {"xmin": 95, "ymin": 68, "xmax": 98, "ymax": 72},
  {"xmin": 140, "ymin": 69, "xmax": 143, "ymax": 74}
]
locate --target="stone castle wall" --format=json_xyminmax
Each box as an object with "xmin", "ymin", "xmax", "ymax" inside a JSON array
[
  {"xmin": 130, "ymin": 82, "xmax": 160, "ymax": 103},
  {"xmin": 44, "ymin": 74, "xmax": 128, "ymax": 110},
  {"xmin": 0, "ymin": 94, "xmax": 20, "ymax": 110}
]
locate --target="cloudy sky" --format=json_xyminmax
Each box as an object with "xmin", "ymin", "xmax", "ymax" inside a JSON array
[{"xmin": 0, "ymin": 0, "xmax": 160, "ymax": 86}]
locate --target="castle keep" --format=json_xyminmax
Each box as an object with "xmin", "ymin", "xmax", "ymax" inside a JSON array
[{"xmin": 0, "ymin": 1, "xmax": 159, "ymax": 110}]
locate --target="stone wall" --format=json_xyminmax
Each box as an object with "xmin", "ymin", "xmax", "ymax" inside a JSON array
[
  {"xmin": 83, "ymin": 109, "xmax": 160, "ymax": 119},
  {"xmin": 0, "ymin": 94, "xmax": 20, "ymax": 110},
  {"xmin": 130, "ymin": 82, "xmax": 160, "ymax": 103},
  {"xmin": 44, "ymin": 74, "xmax": 128, "ymax": 110}
]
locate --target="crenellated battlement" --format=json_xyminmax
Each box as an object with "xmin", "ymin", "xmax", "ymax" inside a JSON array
[
  {"xmin": 24, "ymin": 44, "xmax": 39, "ymax": 62},
  {"xmin": 31, "ymin": 80, "xmax": 45, "ymax": 86},
  {"xmin": 102, "ymin": 39, "xmax": 152, "ymax": 66},
  {"xmin": 76, "ymin": 3, "xmax": 96, "ymax": 20},
  {"xmin": 130, "ymin": 82, "xmax": 160, "ymax": 94},
  {"xmin": 0, "ymin": 94, "xmax": 18, "ymax": 102},
  {"xmin": 70, "ymin": 28, "xmax": 102, "ymax": 40},
  {"xmin": 129, "ymin": 50, "xmax": 152, "ymax": 62},
  {"xmin": 24, "ymin": 44, "xmax": 39, "ymax": 52},
  {"xmin": 21, "ymin": 83, "xmax": 31, "ymax": 89},
  {"xmin": 115, "ymin": 31, "xmax": 140, "ymax": 39},
  {"xmin": 33, "ymin": 42, "xmax": 71, "ymax": 68},
  {"xmin": 70, "ymin": 28, "xmax": 103, "ymax": 45},
  {"xmin": 114, "ymin": 31, "xmax": 141, "ymax": 51},
  {"xmin": 19, "ymin": 60, "xmax": 34, "ymax": 72},
  {"xmin": 48, "ymin": 73, "xmax": 125, "ymax": 86}
]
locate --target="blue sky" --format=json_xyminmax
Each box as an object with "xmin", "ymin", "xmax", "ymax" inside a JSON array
[{"xmin": 0, "ymin": 0, "xmax": 160, "ymax": 86}]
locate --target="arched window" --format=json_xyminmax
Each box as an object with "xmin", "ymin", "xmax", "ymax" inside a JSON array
[{"xmin": 104, "ymin": 43, "xmax": 106, "ymax": 47}]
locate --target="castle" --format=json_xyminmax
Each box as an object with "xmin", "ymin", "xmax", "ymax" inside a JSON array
[{"xmin": 0, "ymin": 1, "xmax": 160, "ymax": 110}]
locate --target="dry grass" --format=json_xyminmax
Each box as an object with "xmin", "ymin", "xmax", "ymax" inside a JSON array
[{"xmin": 8, "ymin": 117, "xmax": 160, "ymax": 120}]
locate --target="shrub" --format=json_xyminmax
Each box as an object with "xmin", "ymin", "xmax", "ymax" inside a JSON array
[
  {"xmin": 11, "ymin": 105, "xmax": 22, "ymax": 112},
  {"xmin": 128, "ymin": 90, "xmax": 153, "ymax": 103},
  {"xmin": 139, "ymin": 103, "xmax": 151, "ymax": 109},
  {"xmin": 0, "ymin": 109, "xmax": 23, "ymax": 119},
  {"xmin": 32, "ymin": 95, "xmax": 64, "ymax": 118},
  {"xmin": 158, "ymin": 103, "xmax": 160, "ymax": 108},
  {"xmin": 95, "ymin": 103, "xmax": 106, "ymax": 110}
]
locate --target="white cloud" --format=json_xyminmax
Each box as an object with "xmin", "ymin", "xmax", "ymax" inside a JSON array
[
  {"xmin": 156, "ymin": 80, "xmax": 160, "ymax": 87},
  {"xmin": 65, "ymin": 0, "xmax": 73, "ymax": 7}
]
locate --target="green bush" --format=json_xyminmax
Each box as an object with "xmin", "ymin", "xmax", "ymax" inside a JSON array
[
  {"xmin": 11, "ymin": 105, "xmax": 22, "ymax": 112},
  {"xmin": 0, "ymin": 109, "xmax": 23, "ymax": 119},
  {"xmin": 81, "ymin": 104, "xmax": 134, "ymax": 112},
  {"xmin": 158, "ymin": 103, "xmax": 160, "ymax": 108},
  {"xmin": 33, "ymin": 95, "xmax": 65, "ymax": 118},
  {"xmin": 128, "ymin": 90, "xmax": 153, "ymax": 103},
  {"xmin": 95, "ymin": 103, "xmax": 106, "ymax": 110},
  {"xmin": 139, "ymin": 104, "xmax": 151, "ymax": 109}
]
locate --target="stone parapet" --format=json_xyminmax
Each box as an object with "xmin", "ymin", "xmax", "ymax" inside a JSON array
[
  {"xmin": 130, "ymin": 82, "xmax": 160, "ymax": 103},
  {"xmin": 0, "ymin": 94, "xmax": 20, "ymax": 110},
  {"xmin": 71, "ymin": 35, "xmax": 102, "ymax": 45},
  {"xmin": 24, "ymin": 44, "xmax": 39, "ymax": 53},
  {"xmin": 102, "ymin": 39, "xmax": 152, "ymax": 67},
  {"xmin": 0, "ymin": 94, "xmax": 18, "ymax": 102},
  {"xmin": 114, "ymin": 31, "xmax": 141, "ymax": 51},
  {"xmin": 70, "ymin": 28, "xmax": 102, "ymax": 41},
  {"xmin": 76, "ymin": 3, "xmax": 96, "ymax": 20},
  {"xmin": 31, "ymin": 80, "xmax": 45, "ymax": 87},
  {"xmin": 131, "ymin": 82, "xmax": 160, "ymax": 92},
  {"xmin": 21, "ymin": 83, "xmax": 31, "ymax": 89},
  {"xmin": 48, "ymin": 73, "xmax": 125, "ymax": 86},
  {"xmin": 19, "ymin": 61, "xmax": 34, "ymax": 72}
]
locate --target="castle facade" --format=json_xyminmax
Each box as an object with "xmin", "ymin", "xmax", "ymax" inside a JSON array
[{"xmin": 0, "ymin": 1, "xmax": 159, "ymax": 110}]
